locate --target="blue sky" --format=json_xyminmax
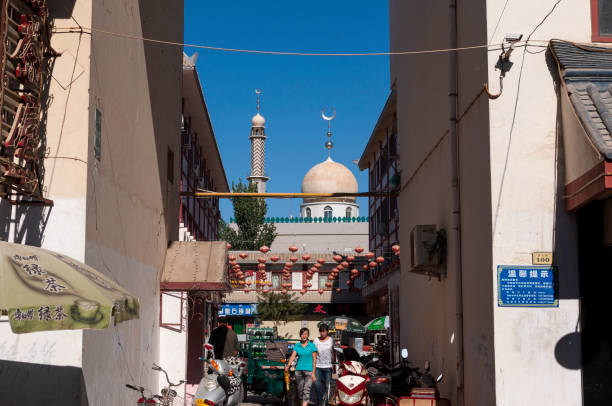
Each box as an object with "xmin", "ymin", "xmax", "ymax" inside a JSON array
[{"xmin": 184, "ymin": 1, "xmax": 390, "ymax": 220}]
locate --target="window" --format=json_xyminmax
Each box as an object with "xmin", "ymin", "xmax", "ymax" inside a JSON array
[
  {"xmin": 346, "ymin": 207, "xmax": 352, "ymax": 219},
  {"xmin": 592, "ymin": 0, "xmax": 612, "ymax": 42},
  {"xmin": 324, "ymin": 206, "xmax": 332, "ymax": 219},
  {"xmin": 305, "ymin": 207, "xmax": 311, "ymax": 218},
  {"xmin": 94, "ymin": 108, "xmax": 102, "ymax": 160},
  {"xmin": 167, "ymin": 148, "xmax": 174, "ymax": 184}
]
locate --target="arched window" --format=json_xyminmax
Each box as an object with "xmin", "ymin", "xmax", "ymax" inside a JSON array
[
  {"xmin": 346, "ymin": 207, "xmax": 352, "ymax": 219},
  {"xmin": 305, "ymin": 207, "xmax": 312, "ymax": 218},
  {"xmin": 324, "ymin": 206, "xmax": 333, "ymax": 219}
]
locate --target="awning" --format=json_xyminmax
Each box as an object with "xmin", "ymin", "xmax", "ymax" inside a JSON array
[
  {"xmin": 161, "ymin": 241, "xmax": 228, "ymax": 291},
  {"xmin": 549, "ymin": 40, "xmax": 612, "ymax": 210}
]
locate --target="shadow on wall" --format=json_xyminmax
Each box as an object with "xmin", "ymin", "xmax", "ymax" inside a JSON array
[
  {"xmin": 0, "ymin": 359, "xmax": 88, "ymax": 405},
  {"xmin": 0, "ymin": 201, "xmax": 52, "ymax": 245}
]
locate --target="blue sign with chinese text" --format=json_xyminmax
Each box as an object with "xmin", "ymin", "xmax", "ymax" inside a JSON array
[
  {"xmin": 497, "ymin": 265, "xmax": 557, "ymax": 307},
  {"xmin": 218, "ymin": 303, "xmax": 257, "ymax": 316}
]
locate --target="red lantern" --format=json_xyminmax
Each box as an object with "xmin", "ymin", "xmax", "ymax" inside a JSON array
[
  {"xmin": 325, "ymin": 282, "xmax": 332, "ymax": 288},
  {"xmin": 285, "ymin": 261, "xmax": 294, "ymax": 268},
  {"xmin": 351, "ymin": 269, "xmax": 359, "ymax": 275},
  {"xmin": 310, "ymin": 267, "xmax": 318, "ymax": 273},
  {"xmin": 302, "ymin": 254, "xmax": 311, "ymax": 262},
  {"xmin": 341, "ymin": 261, "xmax": 349, "ymax": 268},
  {"xmin": 226, "ymin": 243, "xmax": 232, "ymax": 249},
  {"xmin": 351, "ymin": 274, "xmax": 358, "ymax": 280},
  {"xmin": 263, "ymin": 289, "xmax": 269, "ymax": 294},
  {"xmin": 289, "ymin": 245, "xmax": 298, "ymax": 253},
  {"xmin": 354, "ymin": 246, "xmax": 364, "ymax": 254},
  {"xmin": 229, "ymin": 261, "xmax": 237, "ymax": 267},
  {"xmin": 258, "ymin": 263, "xmax": 266, "ymax": 270},
  {"xmin": 290, "ymin": 256, "xmax": 299, "ymax": 263},
  {"xmin": 369, "ymin": 261, "xmax": 378, "ymax": 268},
  {"xmin": 363, "ymin": 264, "xmax": 368, "ymax": 270},
  {"xmin": 301, "ymin": 289, "xmax": 307, "ymax": 295},
  {"xmin": 376, "ymin": 256, "xmax": 385, "ymax": 263},
  {"xmin": 270, "ymin": 255, "xmax": 280, "ymax": 263},
  {"xmin": 244, "ymin": 288, "xmax": 250, "ymax": 293},
  {"xmin": 318, "ymin": 289, "xmax": 324, "ymax": 294},
  {"xmin": 258, "ymin": 257, "xmax": 267, "ymax": 264},
  {"xmin": 281, "ymin": 289, "xmax": 288, "ymax": 294},
  {"xmin": 365, "ymin": 252, "xmax": 375, "ymax": 260},
  {"xmin": 239, "ymin": 253, "xmax": 248, "ymax": 259},
  {"xmin": 392, "ymin": 245, "xmax": 400, "ymax": 253},
  {"xmin": 333, "ymin": 255, "xmax": 342, "ymax": 263},
  {"xmin": 346, "ymin": 280, "xmax": 351, "ymax": 286},
  {"xmin": 336, "ymin": 288, "xmax": 342, "ymax": 293},
  {"xmin": 259, "ymin": 246, "xmax": 270, "ymax": 253},
  {"xmin": 317, "ymin": 258, "xmax": 326, "ymax": 265},
  {"xmin": 395, "ymin": 251, "xmax": 401, "ymax": 256},
  {"xmin": 268, "ymin": 281, "xmax": 273, "ymax": 286},
  {"xmin": 346, "ymin": 256, "xmax": 355, "ymax": 262},
  {"xmin": 228, "ymin": 255, "xmax": 236, "ymax": 261},
  {"xmin": 337, "ymin": 265, "xmax": 344, "ymax": 271},
  {"xmin": 314, "ymin": 263, "xmax": 322, "ymax": 269}
]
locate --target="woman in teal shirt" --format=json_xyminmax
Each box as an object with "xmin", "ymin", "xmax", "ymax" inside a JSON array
[{"xmin": 285, "ymin": 327, "xmax": 317, "ymax": 406}]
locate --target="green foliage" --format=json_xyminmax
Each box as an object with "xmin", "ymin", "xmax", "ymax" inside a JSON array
[
  {"xmin": 219, "ymin": 180, "xmax": 277, "ymax": 250},
  {"xmin": 256, "ymin": 292, "xmax": 308, "ymax": 328}
]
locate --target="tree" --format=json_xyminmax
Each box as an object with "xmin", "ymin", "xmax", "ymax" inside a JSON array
[
  {"xmin": 219, "ymin": 180, "xmax": 277, "ymax": 250},
  {"xmin": 256, "ymin": 292, "xmax": 309, "ymax": 330}
]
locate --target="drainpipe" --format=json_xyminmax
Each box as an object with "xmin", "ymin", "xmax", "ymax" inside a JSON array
[{"xmin": 449, "ymin": 0, "xmax": 465, "ymax": 405}]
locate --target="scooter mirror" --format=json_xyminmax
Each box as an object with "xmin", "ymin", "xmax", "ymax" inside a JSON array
[
  {"xmin": 372, "ymin": 357, "xmax": 379, "ymax": 362},
  {"xmin": 436, "ymin": 373, "xmax": 444, "ymax": 383},
  {"xmin": 401, "ymin": 349, "xmax": 408, "ymax": 359}
]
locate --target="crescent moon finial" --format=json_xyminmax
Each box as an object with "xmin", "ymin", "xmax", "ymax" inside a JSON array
[
  {"xmin": 321, "ymin": 107, "xmax": 336, "ymax": 121},
  {"xmin": 255, "ymin": 89, "xmax": 262, "ymax": 112}
]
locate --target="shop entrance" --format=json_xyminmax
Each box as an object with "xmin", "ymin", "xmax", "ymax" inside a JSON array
[{"xmin": 578, "ymin": 199, "xmax": 612, "ymax": 405}]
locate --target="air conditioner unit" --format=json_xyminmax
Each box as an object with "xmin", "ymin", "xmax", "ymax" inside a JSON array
[{"xmin": 410, "ymin": 225, "xmax": 445, "ymax": 276}]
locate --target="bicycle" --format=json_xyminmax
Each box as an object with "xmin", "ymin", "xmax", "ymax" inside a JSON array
[
  {"xmin": 125, "ymin": 383, "xmax": 159, "ymax": 404},
  {"xmin": 153, "ymin": 363, "xmax": 186, "ymax": 406}
]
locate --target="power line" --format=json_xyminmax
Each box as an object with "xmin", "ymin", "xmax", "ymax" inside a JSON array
[{"xmin": 52, "ymin": 25, "xmax": 549, "ymax": 56}]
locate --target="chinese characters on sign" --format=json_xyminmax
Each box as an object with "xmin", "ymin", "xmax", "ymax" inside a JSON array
[
  {"xmin": 498, "ymin": 265, "xmax": 557, "ymax": 307},
  {"xmin": 12, "ymin": 305, "xmax": 68, "ymax": 322},
  {"xmin": 218, "ymin": 304, "xmax": 257, "ymax": 316}
]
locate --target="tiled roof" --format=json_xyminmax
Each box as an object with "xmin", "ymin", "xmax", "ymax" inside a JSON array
[{"xmin": 550, "ymin": 40, "xmax": 612, "ymax": 159}]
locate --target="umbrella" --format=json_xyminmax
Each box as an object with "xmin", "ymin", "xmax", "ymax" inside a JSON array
[
  {"xmin": 320, "ymin": 316, "xmax": 366, "ymax": 334},
  {"xmin": 365, "ymin": 315, "xmax": 389, "ymax": 331},
  {"xmin": 0, "ymin": 242, "xmax": 140, "ymax": 333}
]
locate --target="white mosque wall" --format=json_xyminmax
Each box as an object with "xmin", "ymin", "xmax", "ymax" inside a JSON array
[
  {"xmin": 300, "ymin": 202, "xmax": 360, "ymax": 219},
  {"xmin": 270, "ymin": 222, "xmax": 368, "ymax": 253}
]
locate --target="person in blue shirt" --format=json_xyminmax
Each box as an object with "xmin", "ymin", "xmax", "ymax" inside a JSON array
[{"xmin": 285, "ymin": 327, "xmax": 317, "ymax": 406}]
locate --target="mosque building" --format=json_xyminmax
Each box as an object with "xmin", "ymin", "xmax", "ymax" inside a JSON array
[{"xmin": 222, "ymin": 93, "xmax": 369, "ymax": 339}]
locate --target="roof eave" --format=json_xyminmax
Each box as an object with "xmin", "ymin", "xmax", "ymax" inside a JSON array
[{"xmin": 358, "ymin": 90, "xmax": 396, "ymax": 171}]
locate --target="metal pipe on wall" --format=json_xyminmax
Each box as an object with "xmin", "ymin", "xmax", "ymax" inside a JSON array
[{"xmin": 449, "ymin": 0, "xmax": 465, "ymax": 405}]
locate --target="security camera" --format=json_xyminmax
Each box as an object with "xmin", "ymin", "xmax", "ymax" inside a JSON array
[{"xmin": 504, "ymin": 34, "xmax": 523, "ymax": 43}]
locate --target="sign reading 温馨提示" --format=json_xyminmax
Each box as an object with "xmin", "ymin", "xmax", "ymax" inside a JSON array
[{"xmin": 497, "ymin": 265, "xmax": 557, "ymax": 307}]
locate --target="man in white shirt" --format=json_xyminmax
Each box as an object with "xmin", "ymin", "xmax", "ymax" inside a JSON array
[{"xmin": 313, "ymin": 323, "xmax": 335, "ymax": 406}]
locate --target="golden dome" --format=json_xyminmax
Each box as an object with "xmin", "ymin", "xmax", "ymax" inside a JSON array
[{"xmin": 301, "ymin": 158, "xmax": 358, "ymax": 203}]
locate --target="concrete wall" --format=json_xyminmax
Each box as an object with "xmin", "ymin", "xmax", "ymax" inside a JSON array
[
  {"xmin": 159, "ymin": 292, "xmax": 188, "ymax": 399},
  {"xmin": 82, "ymin": 1, "xmax": 182, "ymax": 405},
  {"xmin": 270, "ymin": 222, "xmax": 368, "ymax": 253},
  {"xmin": 390, "ymin": 0, "xmax": 494, "ymax": 404},
  {"xmin": 486, "ymin": 1, "xmax": 587, "ymax": 404}
]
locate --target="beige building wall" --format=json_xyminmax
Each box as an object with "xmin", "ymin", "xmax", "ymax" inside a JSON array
[
  {"xmin": 271, "ymin": 222, "xmax": 368, "ymax": 253},
  {"xmin": 390, "ymin": 0, "xmax": 494, "ymax": 404},
  {"xmin": 0, "ymin": 1, "xmax": 182, "ymax": 405},
  {"xmin": 390, "ymin": 0, "xmax": 587, "ymax": 405}
]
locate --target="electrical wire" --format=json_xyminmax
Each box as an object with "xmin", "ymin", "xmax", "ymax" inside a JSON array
[{"xmin": 50, "ymin": 25, "xmax": 553, "ymax": 57}]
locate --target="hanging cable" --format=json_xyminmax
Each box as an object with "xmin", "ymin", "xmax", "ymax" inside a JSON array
[{"xmin": 50, "ymin": 25, "xmax": 553, "ymax": 57}]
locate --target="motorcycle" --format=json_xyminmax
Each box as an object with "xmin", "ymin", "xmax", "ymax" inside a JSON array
[
  {"xmin": 192, "ymin": 343, "xmax": 245, "ymax": 406},
  {"xmin": 126, "ymin": 363, "xmax": 185, "ymax": 405},
  {"xmin": 334, "ymin": 347, "xmax": 369, "ymax": 406},
  {"xmin": 367, "ymin": 349, "xmax": 448, "ymax": 406}
]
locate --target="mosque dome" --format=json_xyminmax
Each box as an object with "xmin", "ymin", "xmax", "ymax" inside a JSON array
[
  {"xmin": 301, "ymin": 157, "xmax": 358, "ymax": 203},
  {"xmin": 251, "ymin": 113, "xmax": 265, "ymax": 127}
]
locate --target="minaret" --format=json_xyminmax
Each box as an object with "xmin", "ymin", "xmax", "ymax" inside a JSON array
[{"xmin": 247, "ymin": 89, "xmax": 269, "ymax": 193}]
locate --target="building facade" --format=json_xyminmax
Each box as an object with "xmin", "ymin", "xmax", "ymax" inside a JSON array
[
  {"xmin": 158, "ymin": 54, "xmax": 230, "ymax": 404},
  {"xmin": 0, "ymin": 1, "xmax": 182, "ymax": 404},
  {"xmin": 388, "ymin": 0, "xmax": 610, "ymax": 405}
]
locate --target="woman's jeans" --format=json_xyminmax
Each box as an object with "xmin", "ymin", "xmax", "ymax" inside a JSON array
[
  {"xmin": 295, "ymin": 370, "xmax": 314, "ymax": 402},
  {"xmin": 314, "ymin": 367, "xmax": 333, "ymax": 406}
]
